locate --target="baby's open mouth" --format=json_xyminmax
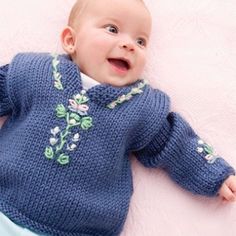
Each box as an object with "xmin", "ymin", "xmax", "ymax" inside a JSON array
[{"xmin": 108, "ymin": 58, "xmax": 130, "ymax": 70}]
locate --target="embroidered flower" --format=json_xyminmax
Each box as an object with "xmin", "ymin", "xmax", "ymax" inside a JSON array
[
  {"xmin": 125, "ymin": 94, "xmax": 133, "ymax": 100},
  {"xmin": 107, "ymin": 80, "xmax": 147, "ymax": 109},
  {"xmin": 118, "ymin": 95, "xmax": 127, "ymax": 103},
  {"xmin": 72, "ymin": 133, "xmax": 80, "ymax": 142},
  {"xmin": 67, "ymin": 143, "xmax": 77, "ymax": 151},
  {"xmin": 45, "ymin": 55, "xmax": 94, "ymax": 165},
  {"xmin": 74, "ymin": 93, "xmax": 89, "ymax": 104},
  {"xmin": 196, "ymin": 147, "xmax": 204, "ymax": 153},
  {"xmin": 107, "ymin": 102, "xmax": 116, "ymax": 109},
  {"xmin": 45, "ymin": 88, "xmax": 93, "ymax": 165},
  {"xmin": 131, "ymin": 87, "xmax": 143, "ymax": 94},
  {"xmin": 51, "ymin": 127, "xmax": 60, "ymax": 136},
  {"xmin": 51, "ymin": 54, "xmax": 63, "ymax": 90},
  {"xmin": 50, "ymin": 137, "xmax": 58, "ymax": 146},
  {"xmin": 68, "ymin": 99, "xmax": 89, "ymax": 116},
  {"xmin": 198, "ymin": 139, "xmax": 204, "ymax": 145},
  {"xmin": 196, "ymin": 139, "xmax": 220, "ymax": 164}
]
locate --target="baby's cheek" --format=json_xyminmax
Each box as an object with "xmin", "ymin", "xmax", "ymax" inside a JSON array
[
  {"xmin": 92, "ymin": 34, "xmax": 111, "ymax": 47},
  {"xmin": 97, "ymin": 35, "xmax": 119, "ymax": 55},
  {"xmin": 136, "ymin": 57, "xmax": 146, "ymax": 75}
]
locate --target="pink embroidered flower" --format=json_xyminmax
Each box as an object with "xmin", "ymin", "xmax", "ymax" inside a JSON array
[
  {"xmin": 68, "ymin": 99, "xmax": 89, "ymax": 115},
  {"xmin": 78, "ymin": 104, "xmax": 89, "ymax": 112}
]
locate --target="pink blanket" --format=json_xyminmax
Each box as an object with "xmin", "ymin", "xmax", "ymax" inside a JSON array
[{"xmin": 1, "ymin": 0, "xmax": 236, "ymax": 235}]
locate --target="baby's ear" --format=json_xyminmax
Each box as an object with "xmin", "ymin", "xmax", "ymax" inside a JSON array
[{"xmin": 61, "ymin": 27, "xmax": 76, "ymax": 54}]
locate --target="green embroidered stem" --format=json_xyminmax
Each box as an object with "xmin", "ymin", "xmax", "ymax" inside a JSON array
[
  {"xmin": 55, "ymin": 117, "xmax": 82, "ymax": 154},
  {"xmin": 55, "ymin": 127, "xmax": 70, "ymax": 154},
  {"xmin": 66, "ymin": 112, "xmax": 70, "ymax": 123}
]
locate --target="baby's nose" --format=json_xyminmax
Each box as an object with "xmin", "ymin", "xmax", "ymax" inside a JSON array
[{"xmin": 119, "ymin": 42, "xmax": 135, "ymax": 52}]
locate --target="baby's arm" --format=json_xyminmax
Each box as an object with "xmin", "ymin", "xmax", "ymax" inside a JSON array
[
  {"xmin": 219, "ymin": 175, "xmax": 236, "ymax": 202},
  {"xmin": 134, "ymin": 111, "xmax": 235, "ymax": 198}
]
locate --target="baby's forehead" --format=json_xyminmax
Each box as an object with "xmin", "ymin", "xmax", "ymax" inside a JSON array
[{"xmin": 68, "ymin": 0, "xmax": 150, "ymax": 27}]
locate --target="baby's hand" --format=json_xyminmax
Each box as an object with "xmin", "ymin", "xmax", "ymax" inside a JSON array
[{"xmin": 219, "ymin": 175, "xmax": 236, "ymax": 202}]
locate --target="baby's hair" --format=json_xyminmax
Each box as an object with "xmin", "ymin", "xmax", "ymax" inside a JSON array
[
  {"xmin": 68, "ymin": 0, "xmax": 146, "ymax": 28},
  {"xmin": 68, "ymin": 0, "xmax": 88, "ymax": 27}
]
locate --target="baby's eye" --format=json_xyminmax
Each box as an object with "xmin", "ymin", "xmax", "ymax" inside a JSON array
[
  {"xmin": 105, "ymin": 25, "xmax": 118, "ymax": 34},
  {"xmin": 136, "ymin": 38, "xmax": 147, "ymax": 47}
]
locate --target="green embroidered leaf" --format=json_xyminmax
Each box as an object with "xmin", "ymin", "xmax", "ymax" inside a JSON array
[
  {"xmin": 44, "ymin": 146, "xmax": 54, "ymax": 159},
  {"xmin": 107, "ymin": 102, "xmax": 116, "ymax": 109},
  {"xmin": 204, "ymin": 144, "xmax": 213, "ymax": 155},
  {"xmin": 81, "ymin": 117, "xmax": 93, "ymax": 130},
  {"xmin": 75, "ymin": 96, "xmax": 83, "ymax": 105},
  {"xmin": 57, "ymin": 154, "xmax": 70, "ymax": 165},
  {"xmin": 53, "ymin": 72, "xmax": 61, "ymax": 80},
  {"xmin": 54, "ymin": 81, "xmax": 63, "ymax": 90},
  {"xmin": 75, "ymin": 95, "xmax": 89, "ymax": 105},
  {"xmin": 117, "ymin": 95, "xmax": 127, "ymax": 104},
  {"xmin": 131, "ymin": 88, "xmax": 142, "ymax": 94},
  {"xmin": 70, "ymin": 113, "xmax": 81, "ymax": 122},
  {"xmin": 52, "ymin": 57, "xmax": 59, "ymax": 68},
  {"xmin": 56, "ymin": 104, "xmax": 67, "ymax": 118},
  {"xmin": 80, "ymin": 96, "xmax": 89, "ymax": 104}
]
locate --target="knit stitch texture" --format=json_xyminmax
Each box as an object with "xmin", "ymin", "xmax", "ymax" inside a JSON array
[{"xmin": 0, "ymin": 53, "xmax": 234, "ymax": 235}]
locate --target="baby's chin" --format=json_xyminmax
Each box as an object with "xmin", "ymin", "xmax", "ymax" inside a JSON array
[
  {"xmin": 103, "ymin": 79, "xmax": 139, "ymax": 87},
  {"xmin": 100, "ymin": 76, "xmax": 140, "ymax": 87}
]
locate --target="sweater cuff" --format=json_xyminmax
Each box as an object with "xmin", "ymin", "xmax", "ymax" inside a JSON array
[
  {"xmin": 0, "ymin": 64, "xmax": 11, "ymax": 116},
  {"xmin": 158, "ymin": 113, "xmax": 235, "ymax": 196}
]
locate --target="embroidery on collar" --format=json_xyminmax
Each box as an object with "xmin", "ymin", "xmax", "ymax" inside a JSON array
[
  {"xmin": 51, "ymin": 53, "xmax": 63, "ymax": 90},
  {"xmin": 196, "ymin": 139, "xmax": 220, "ymax": 164},
  {"xmin": 107, "ymin": 80, "xmax": 147, "ymax": 109}
]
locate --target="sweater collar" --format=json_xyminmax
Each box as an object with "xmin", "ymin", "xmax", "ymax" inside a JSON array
[{"xmin": 58, "ymin": 54, "xmax": 145, "ymax": 107}]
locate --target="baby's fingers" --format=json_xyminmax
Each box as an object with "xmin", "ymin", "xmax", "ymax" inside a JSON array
[
  {"xmin": 220, "ymin": 184, "xmax": 236, "ymax": 202},
  {"xmin": 225, "ymin": 175, "xmax": 236, "ymax": 192}
]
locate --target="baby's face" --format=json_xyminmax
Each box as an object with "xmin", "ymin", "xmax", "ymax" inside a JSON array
[{"xmin": 66, "ymin": 0, "xmax": 151, "ymax": 87}]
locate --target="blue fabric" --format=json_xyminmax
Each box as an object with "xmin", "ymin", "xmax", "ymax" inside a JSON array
[
  {"xmin": 0, "ymin": 64, "xmax": 11, "ymax": 116},
  {"xmin": 0, "ymin": 53, "xmax": 234, "ymax": 236}
]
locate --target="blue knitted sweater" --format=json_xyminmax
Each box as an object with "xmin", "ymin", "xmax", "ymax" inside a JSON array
[{"xmin": 0, "ymin": 53, "xmax": 234, "ymax": 236}]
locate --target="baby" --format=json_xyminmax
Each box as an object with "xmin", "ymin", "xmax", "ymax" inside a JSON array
[{"xmin": 0, "ymin": 0, "xmax": 236, "ymax": 235}]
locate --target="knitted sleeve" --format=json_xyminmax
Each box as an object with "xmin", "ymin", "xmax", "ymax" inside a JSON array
[
  {"xmin": 0, "ymin": 64, "xmax": 12, "ymax": 116},
  {"xmin": 135, "ymin": 112, "xmax": 235, "ymax": 196}
]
